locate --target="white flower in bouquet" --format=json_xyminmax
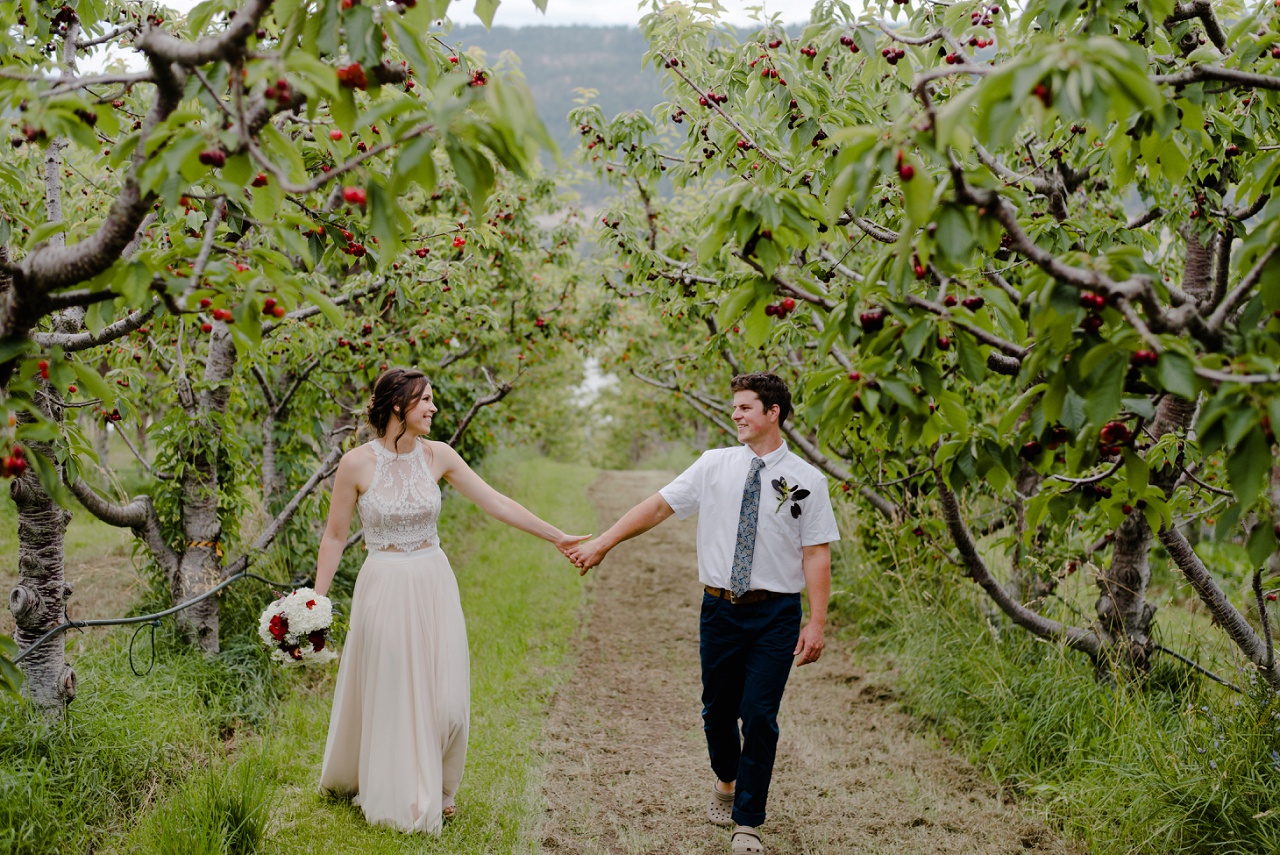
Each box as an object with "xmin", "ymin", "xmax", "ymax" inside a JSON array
[{"xmin": 258, "ymin": 587, "xmax": 338, "ymax": 665}]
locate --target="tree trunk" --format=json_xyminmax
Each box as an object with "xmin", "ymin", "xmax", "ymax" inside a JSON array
[
  {"xmin": 173, "ymin": 326, "xmax": 237, "ymax": 652},
  {"xmin": 1009, "ymin": 462, "xmax": 1052, "ymax": 605},
  {"xmin": 261, "ymin": 419, "xmax": 281, "ymax": 509},
  {"xmin": 9, "ymin": 437, "xmax": 76, "ymax": 716},
  {"xmin": 1093, "ymin": 394, "xmax": 1197, "ymax": 677},
  {"xmin": 9, "ymin": 131, "xmax": 78, "ymax": 715}
]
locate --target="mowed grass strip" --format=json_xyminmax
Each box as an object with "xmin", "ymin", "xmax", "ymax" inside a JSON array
[{"xmin": 208, "ymin": 453, "xmax": 596, "ymax": 855}]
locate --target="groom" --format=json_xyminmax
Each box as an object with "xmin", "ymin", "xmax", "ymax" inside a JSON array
[{"xmin": 568, "ymin": 372, "xmax": 839, "ymax": 855}]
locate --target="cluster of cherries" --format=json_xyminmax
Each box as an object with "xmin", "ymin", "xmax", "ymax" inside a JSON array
[
  {"xmin": 839, "ymin": 35, "xmax": 859, "ymax": 53},
  {"xmin": 198, "ymin": 148, "xmax": 226, "ymax": 168},
  {"xmin": 263, "ymin": 77, "xmax": 292, "ymax": 103},
  {"xmin": 764, "ymin": 298, "xmax": 797, "ymax": 318},
  {"xmin": 881, "ymin": 46, "xmax": 907, "ymax": 65},
  {"xmin": 699, "ymin": 90, "xmax": 728, "ymax": 108},
  {"xmin": 0, "ymin": 446, "xmax": 27, "ymax": 479},
  {"xmin": 1079, "ymin": 290, "xmax": 1106, "ymax": 332},
  {"xmin": 337, "ymin": 63, "xmax": 368, "ymax": 90},
  {"xmin": 942, "ymin": 293, "xmax": 986, "ymax": 311}
]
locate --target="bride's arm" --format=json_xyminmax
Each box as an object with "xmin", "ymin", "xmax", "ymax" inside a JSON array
[
  {"xmin": 434, "ymin": 443, "xmax": 588, "ymax": 553},
  {"xmin": 313, "ymin": 451, "xmax": 361, "ymax": 597}
]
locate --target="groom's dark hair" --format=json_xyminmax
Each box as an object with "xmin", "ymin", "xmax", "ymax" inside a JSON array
[{"xmin": 731, "ymin": 372, "xmax": 791, "ymax": 424}]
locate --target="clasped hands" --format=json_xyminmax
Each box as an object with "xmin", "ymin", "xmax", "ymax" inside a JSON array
[
  {"xmin": 553, "ymin": 533, "xmax": 605, "ymax": 575},
  {"xmin": 561, "ymin": 537, "xmax": 606, "ymax": 576}
]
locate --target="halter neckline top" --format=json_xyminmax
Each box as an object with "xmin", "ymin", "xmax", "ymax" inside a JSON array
[{"xmin": 357, "ymin": 439, "xmax": 441, "ymax": 552}]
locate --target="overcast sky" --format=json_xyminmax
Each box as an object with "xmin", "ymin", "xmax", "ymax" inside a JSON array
[
  {"xmin": 454, "ymin": 0, "xmax": 814, "ymax": 27},
  {"xmin": 159, "ymin": 0, "xmax": 815, "ymax": 27}
]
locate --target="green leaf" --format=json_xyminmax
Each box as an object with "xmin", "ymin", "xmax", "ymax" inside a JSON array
[
  {"xmin": 367, "ymin": 179, "xmax": 405, "ymax": 264},
  {"xmin": 71, "ymin": 362, "xmax": 115, "ymax": 407},
  {"xmin": 446, "ymin": 137, "xmax": 495, "ymax": 211},
  {"xmin": 1123, "ymin": 448, "xmax": 1148, "ymax": 494},
  {"xmin": 997, "ymin": 383, "xmax": 1047, "ymax": 434},
  {"xmin": 1083, "ymin": 353, "xmax": 1125, "ymax": 428},
  {"xmin": 954, "ymin": 329, "xmax": 987, "ymax": 382},
  {"xmin": 934, "ymin": 205, "xmax": 975, "ymax": 267},
  {"xmin": 474, "ymin": 0, "xmax": 500, "ymax": 28},
  {"xmin": 1157, "ymin": 351, "xmax": 1197, "ymax": 399},
  {"xmin": 901, "ymin": 159, "xmax": 935, "ymax": 227},
  {"xmin": 1227, "ymin": 426, "xmax": 1272, "ymax": 508},
  {"xmin": 1247, "ymin": 521, "xmax": 1279, "ymax": 567}
]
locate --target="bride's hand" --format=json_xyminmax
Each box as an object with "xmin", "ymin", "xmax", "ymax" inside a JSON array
[{"xmin": 554, "ymin": 533, "xmax": 591, "ymax": 558}]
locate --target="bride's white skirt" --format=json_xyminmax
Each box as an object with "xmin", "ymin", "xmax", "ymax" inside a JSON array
[{"xmin": 319, "ymin": 546, "xmax": 470, "ymax": 835}]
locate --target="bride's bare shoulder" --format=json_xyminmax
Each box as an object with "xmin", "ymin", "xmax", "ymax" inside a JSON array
[{"xmin": 340, "ymin": 442, "xmax": 377, "ymax": 479}]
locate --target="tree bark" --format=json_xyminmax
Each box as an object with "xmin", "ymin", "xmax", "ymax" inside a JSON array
[
  {"xmin": 1009, "ymin": 462, "xmax": 1053, "ymax": 605},
  {"xmin": 9, "ymin": 439, "xmax": 76, "ymax": 715},
  {"xmin": 1093, "ymin": 394, "xmax": 1197, "ymax": 677},
  {"xmin": 174, "ymin": 325, "xmax": 237, "ymax": 651}
]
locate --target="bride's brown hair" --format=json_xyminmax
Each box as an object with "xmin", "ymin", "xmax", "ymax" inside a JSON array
[{"xmin": 367, "ymin": 368, "xmax": 429, "ymax": 448}]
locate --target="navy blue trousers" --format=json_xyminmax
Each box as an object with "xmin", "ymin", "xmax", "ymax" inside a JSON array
[{"xmin": 699, "ymin": 591, "xmax": 802, "ymax": 828}]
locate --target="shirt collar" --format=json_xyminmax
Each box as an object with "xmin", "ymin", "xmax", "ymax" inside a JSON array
[{"xmin": 744, "ymin": 440, "xmax": 789, "ymax": 471}]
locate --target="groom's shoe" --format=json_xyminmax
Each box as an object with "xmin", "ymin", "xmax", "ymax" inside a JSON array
[
  {"xmin": 730, "ymin": 825, "xmax": 764, "ymax": 854},
  {"xmin": 707, "ymin": 782, "xmax": 735, "ymax": 827}
]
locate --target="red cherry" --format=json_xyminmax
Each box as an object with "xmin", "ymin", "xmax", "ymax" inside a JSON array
[
  {"xmin": 899, "ymin": 164, "xmax": 915, "ymax": 181},
  {"xmin": 342, "ymin": 186, "xmax": 367, "ymax": 206},
  {"xmin": 329, "ymin": 129, "xmax": 344, "ymax": 141}
]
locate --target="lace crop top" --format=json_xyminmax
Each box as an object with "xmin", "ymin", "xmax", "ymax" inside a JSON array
[{"xmin": 357, "ymin": 440, "xmax": 441, "ymax": 552}]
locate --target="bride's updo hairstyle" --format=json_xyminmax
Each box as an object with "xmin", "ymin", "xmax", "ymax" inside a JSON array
[{"xmin": 368, "ymin": 368, "xmax": 429, "ymax": 447}]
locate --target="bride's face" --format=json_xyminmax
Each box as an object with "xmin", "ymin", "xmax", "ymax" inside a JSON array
[{"xmin": 400, "ymin": 385, "xmax": 438, "ymax": 434}]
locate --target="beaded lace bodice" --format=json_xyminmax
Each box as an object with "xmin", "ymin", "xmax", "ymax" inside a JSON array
[{"xmin": 358, "ymin": 440, "xmax": 441, "ymax": 552}]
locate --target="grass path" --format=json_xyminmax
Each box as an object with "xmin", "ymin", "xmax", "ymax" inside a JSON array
[{"xmin": 536, "ymin": 470, "xmax": 1078, "ymax": 855}]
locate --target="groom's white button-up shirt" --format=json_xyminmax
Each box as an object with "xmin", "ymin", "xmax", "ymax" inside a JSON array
[{"xmin": 659, "ymin": 442, "xmax": 840, "ymax": 594}]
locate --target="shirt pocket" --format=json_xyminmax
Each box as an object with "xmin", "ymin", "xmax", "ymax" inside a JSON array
[{"xmin": 759, "ymin": 493, "xmax": 804, "ymax": 547}]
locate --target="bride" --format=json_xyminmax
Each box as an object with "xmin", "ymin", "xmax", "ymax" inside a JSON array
[{"xmin": 313, "ymin": 367, "xmax": 587, "ymax": 833}]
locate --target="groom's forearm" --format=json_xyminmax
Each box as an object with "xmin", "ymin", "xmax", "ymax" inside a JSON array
[{"xmin": 599, "ymin": 493, "xmax": 675, "ymax": 551}]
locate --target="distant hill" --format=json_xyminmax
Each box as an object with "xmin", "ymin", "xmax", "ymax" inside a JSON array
[{"xmin": 449, "ymin": 26, "xmax": 668, "ymax": 164}]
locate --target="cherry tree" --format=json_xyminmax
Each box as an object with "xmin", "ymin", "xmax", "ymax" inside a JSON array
[
  {"xmin": 0, "ymin": 0, "xmax": 557, "ymax": 713},
  {"xmin": 573, "ymin": 0, "xmax": 1280, "ymax": 685}
]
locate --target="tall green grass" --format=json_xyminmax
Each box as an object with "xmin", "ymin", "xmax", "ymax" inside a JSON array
[
  {"xmin": 831, "ymin": 528, "xmax": 1280, "ymax": 854},
  {"xmin": 0, "ymin": 633, "xmax": 285, "ymax": 855}
]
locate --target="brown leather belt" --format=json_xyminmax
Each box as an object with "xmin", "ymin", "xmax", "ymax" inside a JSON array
[{"xmin": 704, "ymin": 585, "xmax": 791, "ymax": 606}]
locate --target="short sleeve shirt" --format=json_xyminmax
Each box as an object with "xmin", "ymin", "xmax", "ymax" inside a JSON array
[{"xmin": 659, "ymin": 442, "xmax": 840, "ymax": 593}]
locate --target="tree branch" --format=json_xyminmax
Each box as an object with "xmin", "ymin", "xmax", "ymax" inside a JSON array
[
  {"xmin": 935, "ymin": 469, "xmax": 1102, "ymax": 657},
  {"xmin": 30, "ymin": 300, "xmax": 160, "ymax": 352},
  {"xmin": 222, "ymin": 443, "xmax": 345, "ymax": 578},
  {"xmin": 448, "ymin": 370, "xmax": 512, "ymax": 447},
  {"xmin": 1158, "ymin": 524, "xmax": 1280, "ymax": 686}
]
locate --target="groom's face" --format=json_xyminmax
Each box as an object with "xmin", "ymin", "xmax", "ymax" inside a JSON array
[{"xmin": 731, "ymin": 390, "xmax": 778, "ymax": 444}]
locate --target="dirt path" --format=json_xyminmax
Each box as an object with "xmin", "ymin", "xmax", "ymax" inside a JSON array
[{"xmin": 536, "ymin": 471, "xmax": 1077, "ymax": 855}]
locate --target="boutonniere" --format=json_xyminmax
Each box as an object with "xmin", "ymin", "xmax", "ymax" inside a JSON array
[{"xmin": 771, "ymin": 477, "xmax": 811, "ymax": 518}]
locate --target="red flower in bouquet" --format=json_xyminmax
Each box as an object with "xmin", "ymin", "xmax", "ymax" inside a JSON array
[
  {"xmin": 309, "ymin": 630, "xmax": 327, "ymax": 652},
  {"xmin": 269, "ymin": 613, "xmax": 289, "ymax": 642}
]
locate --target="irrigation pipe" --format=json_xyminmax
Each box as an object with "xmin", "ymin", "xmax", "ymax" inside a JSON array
[{"xmin": 12, "ymin": 570, "xmax": 301, "ymax": 668}]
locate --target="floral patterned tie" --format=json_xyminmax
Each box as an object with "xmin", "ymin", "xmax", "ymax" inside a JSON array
[{"xmin": 729, "ymin": 458, "xmax": 766, "ymax": 598}]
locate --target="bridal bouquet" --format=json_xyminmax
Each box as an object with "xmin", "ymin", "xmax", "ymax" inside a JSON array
[{"xmin": 258, "ymin": 587, "xmax": 337, "ymax": 665}]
